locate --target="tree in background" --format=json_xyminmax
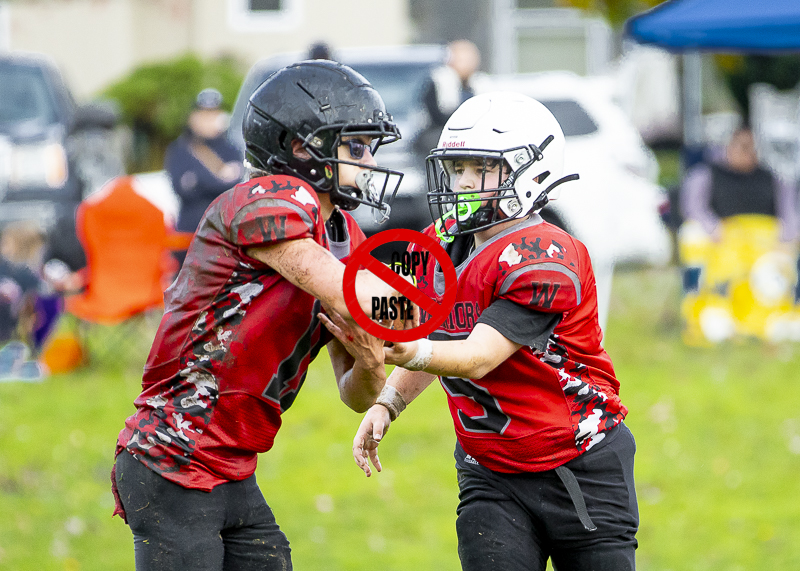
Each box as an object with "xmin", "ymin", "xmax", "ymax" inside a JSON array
[
  {"xmin": 566, "ymin": 0, "xmax": 800, "ymax": 128},
  {"xmin": 559, "ymin": 0, "xmax": 665, "ymax": 27},
  {"xmin": 104, "ymin": 54, "xmax": 245, "ymax": 173},
  {"xmin": 716, "ymin": 54, "xmax": 800, "ymax": 122}
]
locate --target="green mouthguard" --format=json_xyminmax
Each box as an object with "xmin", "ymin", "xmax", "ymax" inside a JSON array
[{"xmin": 435, "ymin": 193, "xmax": 481, "ymax": 242}]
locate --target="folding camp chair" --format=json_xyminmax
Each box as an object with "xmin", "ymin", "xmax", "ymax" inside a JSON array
[{"xmin": 64, "ymin": 176, "xmax": 192, "ymax": 364}]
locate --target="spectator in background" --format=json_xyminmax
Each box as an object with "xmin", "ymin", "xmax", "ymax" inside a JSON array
[
  {"xmin": 0, "ymin": 222, "xmax": 43, "ymax": 348},
  {"xmin": 0, "ymin": 222, "xmax": 73, "ymax": 378},
  {"xmin": 678, "ymin": 126, "xmax": 800, "ymax": 343},
  {"xmin": 680, "ymin": 126, "xmax": 799, "ymax": 247},
  {"xmin": 680, "ymin": 126, "xmax": 799, "ymax": 291},
  {"xmin": 165, "ymin": 88, "xmax": 243, "ymax": 248},
  {"xmin": 414, "ymin": 40, "xmax": 484, "ymax": 159}
]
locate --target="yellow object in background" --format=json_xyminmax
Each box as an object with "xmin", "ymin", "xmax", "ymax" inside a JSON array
[{"xmin": 678, "ymin": 215, "xmax": 799, "ymax": 343}]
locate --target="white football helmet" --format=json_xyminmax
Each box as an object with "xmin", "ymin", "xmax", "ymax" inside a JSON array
[{"xmin": 426, "ymin": 91, "xmax": 578, "ymax": 240}]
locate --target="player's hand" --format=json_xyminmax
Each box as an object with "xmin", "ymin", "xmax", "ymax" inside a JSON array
[
  {"xmin": 353, "ymin": 404, "xmax": 392, "ymax": 477},
  {"xmin": 319, "ymin": 309, "xmax": 385, "ymax": 370},
  {"xmin": 403, "ymin": 302, "xmax": 420, "ymax": 331},
  {"xmin": 382, "ymin": 300, "xmax": 420, "ymax": 334},
  {"xmin": 384, "ymin": 340, "xmax": 417, "ymax": 367}
]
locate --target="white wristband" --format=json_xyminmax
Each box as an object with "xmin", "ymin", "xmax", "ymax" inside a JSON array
[
  {"xmin": 400, "ymin": 338, "xmax": 433, "ymax": 371},
  {"xmin": 375, "ymin": 385, "xmax": 407, "ymax": 421}
]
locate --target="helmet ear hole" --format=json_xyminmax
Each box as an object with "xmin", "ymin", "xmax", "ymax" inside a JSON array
[
  {"xmin": 537, "ymin": 171, "xmax": 551, "ymax": 184},
  {"xmin": 278, "ymin": 130, "xmax": 288, "ymax": 151}
]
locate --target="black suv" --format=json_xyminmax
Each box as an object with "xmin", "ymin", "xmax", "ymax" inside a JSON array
[{"xmin": 0, "ymin": 52, "xmax": 123, "ymax": 270}]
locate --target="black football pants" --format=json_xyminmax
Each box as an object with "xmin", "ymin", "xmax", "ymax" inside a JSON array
[
  {"xmin": 115, "ymin": 449, "xmax": 292, "ymax": 571},
  {"xmin": 454, "ymin": 423, "xmax": 639, "ymax": 571}
]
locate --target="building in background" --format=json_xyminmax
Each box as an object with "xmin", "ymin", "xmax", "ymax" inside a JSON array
[
  {"xmin": 0, "ymin": 0, "xmax": 411, "ymax": 99},
  {"xmin": 0, "ymin": 3, "xmax": 8, "ymax": 51},
  {"xmin": 491, "ymin": 3, "xmax": 612, "ymax": 76},
  {"xmin": 0, "ymin": 0, "xmax": 690, "ymax": 170},
  {"xmin": 411, "ymin": 0, "xmax": 612, "ymax": 76},
  {"xmin": 3, "ymin": 0, "xmax": 638, "ymax": 101}
]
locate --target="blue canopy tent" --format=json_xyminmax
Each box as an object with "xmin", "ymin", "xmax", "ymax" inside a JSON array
[
  {"xmin": 625, "ymin": 0, "xmax": 800, "ymax": 153},
  {"xmin": 626, "ymin": 0, "xmax": 800, "ymax": 53},
  {"xmin": 626, "ymin": 0, "xmax": 800, "ymax": 344}
]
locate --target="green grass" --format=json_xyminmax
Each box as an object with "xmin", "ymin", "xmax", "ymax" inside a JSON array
[
  {"xmin": 1, "ymin": 266, "xmax": 799, "ymax": 570},
  {"xmin": 654, "ymin": 148, "xmax": 682, "ymax": 190}
]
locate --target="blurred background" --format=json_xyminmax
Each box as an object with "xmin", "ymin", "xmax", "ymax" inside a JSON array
[{"xmin": 0, "ymin": 0, "xmax": 799, "ymax": 569}]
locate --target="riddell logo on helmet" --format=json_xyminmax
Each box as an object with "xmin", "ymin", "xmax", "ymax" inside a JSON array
[{"xmin": 442, "ymin": 140, "xmax": 466, "ymax": 148}]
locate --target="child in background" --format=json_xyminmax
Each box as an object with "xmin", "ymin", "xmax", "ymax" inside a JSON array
[
  {"xmin": 0, "ymin": 221, "xmax": 77, "ymax": 379},
  {"xmin": 0, "ymin": 222, "xmax": 45, "ymax": 344}
]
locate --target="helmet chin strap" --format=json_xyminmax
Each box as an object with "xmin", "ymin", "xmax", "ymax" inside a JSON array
[
  {"xmin": 333, "ymin": 170, "xmax": 390, "ymax": 222},
  {"xmin": 329, "ymin": 181, "xmax": 362, "ymax": 211},
  {"xmin": 528, "ymin": 173, "xmax": 580, "ymax": 213}
]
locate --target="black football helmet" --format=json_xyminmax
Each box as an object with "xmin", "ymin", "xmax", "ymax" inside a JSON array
[{"xmin": 243, "ymin": 60, "xmax": 403, "ymax": 216}]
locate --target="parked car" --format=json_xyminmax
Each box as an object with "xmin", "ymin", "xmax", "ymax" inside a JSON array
[
  {"xmin": 0, "ymin": 51, "xmax": 124, "ymax": 270},
  {"xmin": 225, "ymin": 44, "xmax": 448, "ymax": 238}
]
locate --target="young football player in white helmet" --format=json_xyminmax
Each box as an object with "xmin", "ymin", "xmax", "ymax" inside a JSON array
[
  {"xmin": 427, "ymin": 91, "xmax": 574, "ymax": 244},
  {"xmin": 326, "ymin": 91, "xmax": 639, "ymax": 571}
]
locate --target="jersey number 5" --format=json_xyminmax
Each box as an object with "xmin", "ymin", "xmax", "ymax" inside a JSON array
[{"xmin": 441, "ymin": 376, "xmax": 511, "ymax": 434}]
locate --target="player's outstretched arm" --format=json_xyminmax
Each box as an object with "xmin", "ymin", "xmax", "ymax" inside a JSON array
[
  {"xmin": 247, "ymin": 238, "xmax": 395, "ymax": 320},
  {"xmin": 319, "ymin": 307, "xmax": 419, "ymax": 411},
  {"xmin": 353, "ymin": 404, "xmax": 390, "ymax": 477},
  {"xmin": 353, "ymin": 367, "xmax": 436, "ymax": 477},
  {"xmin": 385, "ymin": 323, "xmax": 522, "ymax": 379},
  {"xmin": 324, "ymin": 316, "xmax": 386, "ymax": 412}
]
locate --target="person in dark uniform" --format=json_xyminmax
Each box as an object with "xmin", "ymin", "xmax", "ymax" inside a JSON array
[
  {"xmin": 414, "ymin": 40, "xmax": 483, "ymax": 160},
  {"xmin": 165, "ymin": 88, "xmax": 244, "ymax": 241}
]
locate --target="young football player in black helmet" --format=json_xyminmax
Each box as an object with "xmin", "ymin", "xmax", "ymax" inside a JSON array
[
  {"xmin": 243, "ymin": 59, "xmax": 402, "ymax": 219},
  {"xmin": 111, "ymin": 60, "xmax": 410, "ymax": 570}
]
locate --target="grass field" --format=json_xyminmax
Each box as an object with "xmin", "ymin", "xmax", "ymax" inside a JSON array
[{"xmin": 0, "ymin": 265, "xmax": 799, "ymax": 570}]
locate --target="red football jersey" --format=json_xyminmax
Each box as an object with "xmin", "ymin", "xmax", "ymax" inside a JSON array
[
  {"xmin": 411, "ymin": 215, "xmax": 626, "ymax": 473},
  {"xmin": 116, "ymin": 175, "xmax": 365, "ymax": 491}
]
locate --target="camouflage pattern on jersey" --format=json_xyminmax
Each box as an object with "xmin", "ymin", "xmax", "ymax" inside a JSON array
[{"xmin": 118, "ymin": 175, "xmax": 365, "ymax": 489}]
